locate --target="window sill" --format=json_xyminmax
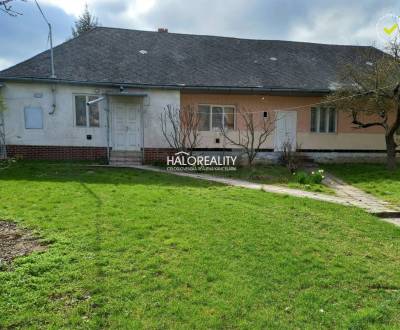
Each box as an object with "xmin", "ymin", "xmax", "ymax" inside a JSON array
[{"xmin": 310, "ymin": 132, "xmax": 338, "ymax": 135}]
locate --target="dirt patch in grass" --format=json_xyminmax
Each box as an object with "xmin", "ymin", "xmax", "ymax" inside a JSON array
[{"xmin": 0, "ymin": 221, "xmax": 45, "ymax": 266}]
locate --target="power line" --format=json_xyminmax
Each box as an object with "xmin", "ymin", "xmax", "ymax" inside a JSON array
[
  {"xmin": 3, "ymin": 82, "xmax": 394, "ymax": 115},
  {"xmin": 185, "ymin": 83, "xmax": 396, "ymax": 114}
]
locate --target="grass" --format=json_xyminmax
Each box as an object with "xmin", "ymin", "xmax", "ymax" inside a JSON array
[
  {"xmin": 325, "ymin": 163, "xmax": 400, "ymax": 205},
  {"xmin": 208, "ymin": 164, "xmax": 334, "ymax": 195},
  {"xmin": 0, "ymin": 161, "xmax": 399, "ymax": 329}
]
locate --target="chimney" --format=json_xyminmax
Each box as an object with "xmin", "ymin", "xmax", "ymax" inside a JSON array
[{"xmin": 158, "ymin": 28, "xmax": 168, "ymax": 33}]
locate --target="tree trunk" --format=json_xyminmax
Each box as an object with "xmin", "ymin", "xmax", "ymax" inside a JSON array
[
  {"xmin": 247, "ymin": 152, "xmax": 255, "ymax": 167},
  {"xmin": 386, "ymin": 133, "xmax": 397, "ymax": 171}
]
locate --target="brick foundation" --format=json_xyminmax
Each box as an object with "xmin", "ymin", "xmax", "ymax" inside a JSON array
[
  {"xmin": 6, "ymin": 145, "xmax": 107, "ymax": 161},
  {"xmin": 143, "ymin": 148, "xmax": 176, "ymax": 164}
]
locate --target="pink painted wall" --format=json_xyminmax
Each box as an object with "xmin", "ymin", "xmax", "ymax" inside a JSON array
[{"xmin": 181, "ymin": 93, "xmax": 388, "ymax": 134}]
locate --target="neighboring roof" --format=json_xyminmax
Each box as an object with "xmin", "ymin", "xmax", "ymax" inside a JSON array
[{"xmin": 0, "ymin": 27, "xmax": 386, "ymax": 92}]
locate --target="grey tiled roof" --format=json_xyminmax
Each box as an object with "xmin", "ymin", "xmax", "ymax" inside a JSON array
[{"xmin": 0, "ymin": 27, "xmax": 384, "ymax": 91}]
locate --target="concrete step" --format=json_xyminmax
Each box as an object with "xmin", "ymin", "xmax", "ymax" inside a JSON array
[
  {"xmin": 110, "ymin": 150, "xmax": 142, "ymax": 165},
  {"xmin": 110, "ymin": 156, "xmax": 142, "ymax": 161},
  {"xmin": 110, "ymin": 161, "xmax": 142, "ymax": 166},
  {"xmin": 110, "ymin": 157, "xmax": 142, "ymax": 161},
  {"xmin": 111, "ymin": 151, "xmax": 142, "ymax": 157}
]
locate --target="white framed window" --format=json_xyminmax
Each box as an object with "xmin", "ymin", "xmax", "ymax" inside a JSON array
[
  {"xmin": 198, "ymin": 105, "xmax": 235, "ymax": 131},
  {"xmin": 24, "ymin": 106, "xmax": 43, "ymax": 129},
  {"xmin": 310, "ymin": 107, "xmax": 337, "ymax": 133},
  {"xmin": 74, "ymin": 95, "xmax": 100, "ymax": 127}
]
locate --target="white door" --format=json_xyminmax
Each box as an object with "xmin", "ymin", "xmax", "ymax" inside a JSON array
[
  {"xmin": 274, "ymin": 111, "xmax": 297, "ymax": 151},
  {"xmin": 112, "ymin": 101, "xmax": 141, "ymax": 151}
]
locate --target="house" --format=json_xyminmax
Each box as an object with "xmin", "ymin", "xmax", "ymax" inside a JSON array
[{"xmin": 0, "ymin": 27, "xmax": 393, "ymax": 164}]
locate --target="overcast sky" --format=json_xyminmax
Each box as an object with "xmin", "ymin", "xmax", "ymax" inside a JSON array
[{"xmin": 0, "ymin": 0, "xmax": 399, "ymax": 70}]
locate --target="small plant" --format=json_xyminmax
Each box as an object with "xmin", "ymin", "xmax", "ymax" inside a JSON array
[
  {"xmin": 293, "ymin": 169, "xmax": 325, "ymax": 185},
  {"xmin": 0, "ymin": 158, "xmax": 17, "ymax": 170},
  {"xmin": 310, "ymin": 169, "xmax": 325, "ymax": 184},
  {"xmin": 295, "ymin": 171, "xmax": 308, "ymax": 184}
]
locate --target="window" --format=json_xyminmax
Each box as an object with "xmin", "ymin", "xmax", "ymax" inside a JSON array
[
  {"xmin": 24, "ymin": 107, "xmax": 43, "ymax": 129},
  {"xmin": 198, "ymin": 105, "xmax": 210, "ymax": 131},
  {"xmin": 198, "ymin": 105, "xmax": 235, "ymax": 131},
  {"xmin": 212, "ymin": 106, "xmax": 223, "ymax": 130},
  {"xmin": 75, "ymin": 95, "xmax": 100, "ymax": 127},
  {"xmin": 310, "ymin": 107, "xmax": 336, "ymax": 133}
]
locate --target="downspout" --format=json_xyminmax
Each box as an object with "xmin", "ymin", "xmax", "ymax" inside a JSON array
[
  {"xmin": 141, "ymin": 99, "xmax": 145, "ymax": 164},
  {"xmin": 106, "ymin": 96, "xmax": 111, "ymax": 164},
  {"xmin": 49, "ymin": 84, "xmax": 56, "ymax": 115},
  {"xmin": 86, "ymin": 96, "xmax": 109, "ymax": 163},
  {"xmin": 0, "ymin": 85, "xmax": 6, "ymax": 159}
]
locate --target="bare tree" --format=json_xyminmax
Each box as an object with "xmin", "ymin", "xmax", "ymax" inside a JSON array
[
  {"xmin": 160, "ymin": 105, "xmax": 200, "ymax": 154},
  {"xmin": 0, "ymin": 0, "xmax": 25, "ymax": 16},
  {"xmin": 220, "ymin": 108, "xmax": 275, "ymax": 166},
  {"xmin": 325, "ymin": 44, "xmax": 400, "ymax": 170},
  {"xmin": 280, "ymin": 141, "xmax": 303, "ymax": 172}
]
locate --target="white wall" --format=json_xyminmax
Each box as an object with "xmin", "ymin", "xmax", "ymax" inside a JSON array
[
  {"xmin": 1, "ymin": 82, "xmax": 180, "ymax": 148},
  {"xmin": 142, "ymin": 89, "xmax": 180, "ymax": 148}
]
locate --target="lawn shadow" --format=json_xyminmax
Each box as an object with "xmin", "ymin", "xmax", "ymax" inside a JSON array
[{"xmin": 0, "ymin": 160, "xmax": 222, "ymax": 190}]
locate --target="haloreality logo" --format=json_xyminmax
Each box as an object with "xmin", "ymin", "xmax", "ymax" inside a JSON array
[{"xmin": 166, "ymin": 151, "xmax": 237, "ymax": 171}]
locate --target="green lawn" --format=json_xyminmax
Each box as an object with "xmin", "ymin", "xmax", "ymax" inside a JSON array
[
  {"xmin": 325, "ymin": 163, "xmax": 400, "ymax": 205},
  {"xmin": 0, "ymin": 161, "xmax": 399, "ymax": 329},
  {"xmin": 209, "ymin": 164, "xmax": 334, "ymax": 195}
]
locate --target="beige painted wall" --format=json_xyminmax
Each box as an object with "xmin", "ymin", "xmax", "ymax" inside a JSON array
[{"xmin": 181, "ymin": 92, "xmax": 394, "ymax": 150}]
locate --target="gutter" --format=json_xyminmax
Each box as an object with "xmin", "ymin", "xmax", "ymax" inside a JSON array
[{"xmin": 0, "ymin": 76, "xmax": 331, "ymax": 95}]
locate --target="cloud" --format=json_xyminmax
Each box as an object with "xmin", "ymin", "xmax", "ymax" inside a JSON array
[
  {"xmin": 0, "ymin": 1, "xmax": 74, "ymax": 70},
  {"xmin": 1, "ymin": 0, "xmax": 400, "ymax": 70},
  {"xmin": 287, "ymin": 0, "xmax": 399, "ymax": 46}
]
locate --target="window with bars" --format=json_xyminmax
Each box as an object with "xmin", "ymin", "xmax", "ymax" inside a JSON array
[{"xmin": 310, "ymin": 107, "xmax": 337, "ymax": 133}]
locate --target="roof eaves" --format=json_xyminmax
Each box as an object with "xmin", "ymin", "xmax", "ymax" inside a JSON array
[{"xmin": 0, "ymin": 76, "xmax": 331, "ymax": 95}]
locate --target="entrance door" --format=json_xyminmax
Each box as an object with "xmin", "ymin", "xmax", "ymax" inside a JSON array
[
  {"xmin": 112, "ymin": 101, "xmax": 141, "ymax": 151},
  {"xmin": 274, "ymin": 111, "xmax": 297, "ymax": 151}
]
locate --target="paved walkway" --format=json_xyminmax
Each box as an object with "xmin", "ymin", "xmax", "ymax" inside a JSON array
[
  {"xmin": 323, "ymin": 174, "xmax": 400, "ymax": 213},
  {"xmin": 102, "ymin": 164, "xmax": 400, "ymax": 227}
]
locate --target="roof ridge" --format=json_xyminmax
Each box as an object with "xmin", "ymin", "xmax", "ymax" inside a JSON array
[{"xmin": 94, "ymin": 26, "xmax": 374, "ymax": 48}]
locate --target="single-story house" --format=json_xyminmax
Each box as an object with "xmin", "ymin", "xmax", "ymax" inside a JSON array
[{"xmin": 0, "ymin": 27, "xmax": 396, "ymax": 164}]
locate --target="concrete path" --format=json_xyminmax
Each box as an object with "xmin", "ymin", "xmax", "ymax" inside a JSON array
[
  {"xmin": 323, "ymin": 174, "xmax": 400, "ymax": 213},
  {"xmin": 323, "ymin": 173, "xmax": 400, "ymax": 226},
  {"xmin": 100, "ymin": 164, "xmax": 400, "ymax": 227}
]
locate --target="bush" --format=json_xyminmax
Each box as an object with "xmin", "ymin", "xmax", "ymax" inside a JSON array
[
  {"xmin": 294, "ymin": 169, "xmax": 325, "ymax": 185},
  {"xmin": 296, "ymin": 171, "xmax": 308, "ymax": 184},
  {"xmin": 279, "ymin": 141, "xmax": 302, "ymax": 172},
  {"xmin": 310, "ymin": 169, "xmax": 324, "ymax": 184}
]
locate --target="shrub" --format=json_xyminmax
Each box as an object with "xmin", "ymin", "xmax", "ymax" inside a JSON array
[
  {"xmin": 295, "ymin": 171, "xmax": 308, "ymax": 184},
  {"xmin": 279, "ymin": 141, "xmax": 302, "ymax": 172},
  {"xmin": 310, "ymin": 169, "xmax": 324, "ymax": 184},
  {"xmin": 294, "ymin": 169, "xmax": 325, "ymax": 185}
]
